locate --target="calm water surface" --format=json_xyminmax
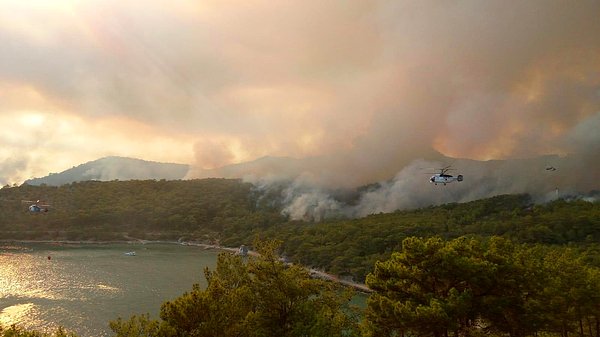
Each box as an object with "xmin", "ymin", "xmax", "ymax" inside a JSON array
[{"xmin": 0, "ymin": 242, "xmax": 218, "ymax": 337}]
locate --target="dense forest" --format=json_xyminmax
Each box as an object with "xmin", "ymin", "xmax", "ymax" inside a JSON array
[
  {"xmin": 5, "ymin": 238, "xmax": 600, "ymax": 337},
  {"xmin": 1, "ymin": 179, "xmax": 599, "ymax": 283},
  {"xmin": 0, "ymin": 179, "xmax": 282, "ymax": 242},
  {"xmin": 1, "ymin": 179, "xmax": 600, "ymax": 336},
  {"xmin": 244, "ymin": 194, "xmax": 600, "ymax": 282}
]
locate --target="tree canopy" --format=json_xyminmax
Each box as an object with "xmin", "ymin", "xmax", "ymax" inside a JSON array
[
  {"xmin": 0, "ymin": 179, "xmax": 282, "ymax": 242},
  {"xmin": 1, "ymin": 180, "xmax": 599, "ymax": 337},
  {"xmin": 110, "ymin": 240, "xmax": 360, "ymax": 337},
  {"xmin": 2, "ymin": 181, "xmax": 599, "ymax": 284},
  {"xmin": 363, "ymin": 236, "xmax": 600, "ymax": 337}
]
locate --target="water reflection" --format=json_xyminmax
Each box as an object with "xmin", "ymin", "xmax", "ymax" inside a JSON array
[
  {"xmin": 0, "ymin": 303, "xmax": 36, "ymax": 326},
  {"xmin": 0, "ymin": 243, "xmax": 215, "ymax": 336},
  {"xmin": 0, "ymin": 251, "xmax": 69, "ymax": 301}
]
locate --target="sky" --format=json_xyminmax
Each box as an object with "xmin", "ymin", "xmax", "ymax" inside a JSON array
[{"xmin": 1, "ymin": 0, "xmax": 599, "ymax": 187}]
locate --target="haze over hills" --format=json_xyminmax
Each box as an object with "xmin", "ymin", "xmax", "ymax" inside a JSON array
[
  {"xmin": 188, "ymin": 151, "xmax": 600, "ymax": 221},
  {"xmin": 21, "ymin": 152, "xmax": 599, "ymax": 222},
  {"xmin": 24, "ymin": 156, "xmax": 189, "ymax": 186}
]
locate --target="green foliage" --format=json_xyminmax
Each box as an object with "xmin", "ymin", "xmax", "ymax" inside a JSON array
[
  {"xmin": 0, "ymin": 325, "xmax": 78, "ymax": 337},
  {"xmin": 248, "ymin": 194, "xmax": 600, "ymax": 282},
  {"xmin": 363, "ymin": 236, "xmax": 600, "ymax": 337},
  {"xmin": 3, "ymin": 182, "xmax": 599, "ymax": 286},
  {"xmin": 111, "ymin": 240, "xmax": 360, "ymax": 337},
  {"xmin": 0, "ymin": 179, "xmax": 283, "ymax": 242},
  {"xmin": 2, "ymin": 183, "xmax": 600, "ymax": 337},
  {"xmin": 109, "ymin": 315, "xmax": 162, "ymax": 337}
]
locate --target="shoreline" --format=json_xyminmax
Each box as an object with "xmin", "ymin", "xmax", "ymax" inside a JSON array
[
  {"xmin": 0, "ymin": 238, "xmax": 239, "ymax": 252},
  {"xmin": 0, "ymin": 239, "xmax": 372, "ymax": 293}
]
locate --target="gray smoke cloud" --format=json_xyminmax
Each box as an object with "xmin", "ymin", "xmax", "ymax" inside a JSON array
[
  {"xmin": 1, "ymin": 1, "xmax": 598, "ymax": 207},
  {"xmin": 0, "ymin": 154, "xmax": 28, "ymax": 186},
  {"xmin": 254, "ymin": 153, "xmax": 598, "ymax": 221},
  {"xmin": 281, "ymin": 184, "xmax": 345, "ymax": 222},
  {"xmin": 190, "ymin": 1, "xmax": 600, "ymax": 187},
  {"xmin": 192, "ymin": 0, "xmax": 600, "ymax": 220}
]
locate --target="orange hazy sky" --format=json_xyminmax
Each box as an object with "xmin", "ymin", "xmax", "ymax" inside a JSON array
[{"xmin": 0, "ymin": 0, "xmax": 599, "ymax": 185}]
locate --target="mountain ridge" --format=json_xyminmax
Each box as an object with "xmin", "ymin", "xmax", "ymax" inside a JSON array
[
  {"xmin": 24, "ymin": 156, "xmax": 190, "ymax": 186},
  {"xmin": 23, "ymin": 152, "xmax": 599, "ymax": 207}
]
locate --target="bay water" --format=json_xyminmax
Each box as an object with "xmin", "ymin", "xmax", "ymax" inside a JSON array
[{"xmin": 0, "ymin": 242, "xmax": 218, "ymax": 337}]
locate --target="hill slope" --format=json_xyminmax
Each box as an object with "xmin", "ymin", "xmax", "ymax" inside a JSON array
[
  {"xmin": 1, "ymin": 179, "xmax": 598, "ymax": 282},
  {"xmin": 0, "ymin": 178, "xmax": 282, "ymax": 241},
  {"xmin": 24, "ymin": 156, "xmax": 190, "ymax": 186}
]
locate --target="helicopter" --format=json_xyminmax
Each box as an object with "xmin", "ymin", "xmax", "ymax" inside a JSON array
[
  {"xmin": 21, "ymin": 200, "xmax": 50, "ymax": 213},
  {"xmin": 426, "ymin": 165, "xmax": 464, "ymax": 186},
  {"xmin": 545, "ymin": 166, "xmax": 557, "ymax": 171}
]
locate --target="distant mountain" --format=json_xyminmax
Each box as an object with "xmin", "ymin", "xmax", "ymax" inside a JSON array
[
  {"xmin": 24, "ymin": 156, "xmax": 190, "ymax": 186},
  {"xmin": 188, "ymin": 151, "xmax": 598, "ymax": 219},
  {"xmin": 188, "ymin": 148, "xmax": 445, "ymax": 188}
]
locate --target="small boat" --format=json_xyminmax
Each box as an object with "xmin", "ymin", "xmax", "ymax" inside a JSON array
[{"xmin": 124, "ymin": 251, "xmax": 136, "ymax": 256}]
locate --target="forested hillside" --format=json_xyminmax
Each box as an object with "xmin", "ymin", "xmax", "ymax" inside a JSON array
[
  {"xmin": 1, "ymin": 179, "xmax": 599, "ymax": 283},
  {"xmin": 2, "ymin": 179, "xmax": 600, "ymax": 337},
  {"xmin": 224, "ymin": 194, "xmax": 600, "ymax": 282},
  {"xmin": 0, "ymin": 179, "xmax": 282, "ymax": 241}
]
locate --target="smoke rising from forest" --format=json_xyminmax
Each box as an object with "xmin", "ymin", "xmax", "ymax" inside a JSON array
[
  {"xmin": 0, "ymin": 1, "xmax": 598, "ymax": 206},
  {"xmin": 189, "ymin": 0, "xmax": 600, "ymax": 217},
  {"xmin": 245, "ymin": 153, "xmax": 598, "ymax": 221}
]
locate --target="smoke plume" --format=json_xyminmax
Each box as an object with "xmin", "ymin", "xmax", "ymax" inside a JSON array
[{"xmin": 1, "ymin": 1, "xmax": 598, "ymax": 204}]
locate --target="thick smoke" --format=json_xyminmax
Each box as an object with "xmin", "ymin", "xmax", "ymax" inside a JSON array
[
  {"xmin": 187, "ymin": 0, "xmax": 600, "ymax": 188},
  {"xmin": 281, "ymin": 186, "xmax": 345, "ymax": 222},
  {"xmin": 0, "ymin": 154, "xmax": 28, "ymax": 186},
  {"xmin": 186, "ymin": 0, "xmax": 600, "ymax": 220},
  {"xmin": 1, "ymin": 1, "xmax": 598, "ymax": 196},
  {"xmin": 248, "ymin": 153, "xmax": 598, "ymax": 221}
]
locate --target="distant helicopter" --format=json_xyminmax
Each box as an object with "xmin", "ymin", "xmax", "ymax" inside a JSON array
[
  {"xmin": 21, "ymin": 200, "xmax": 50, "ymax": 212},
  {"xmin": 545, "ymin": 166, "xmax": 557, "ymax": 171},
  {"xmin": 426, "ymin": 165, "xmax": 464, "ymax": 186}
]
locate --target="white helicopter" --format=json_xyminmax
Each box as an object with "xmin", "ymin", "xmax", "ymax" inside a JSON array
[
  {"xmin": 21, "ymin": 200, "xmax": 50, "ymax": 213},
  {"xmin": 426, "ymin": 165, "xmax": 464, "ymax": 186}
]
